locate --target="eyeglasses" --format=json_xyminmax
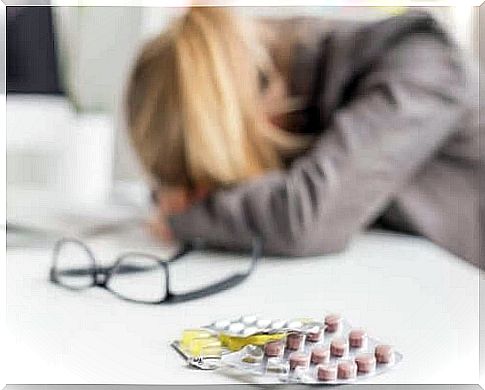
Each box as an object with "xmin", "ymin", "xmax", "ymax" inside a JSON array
[{"xmin": 49, "ymin": 237, "xmax": 262, "ymax": 304}]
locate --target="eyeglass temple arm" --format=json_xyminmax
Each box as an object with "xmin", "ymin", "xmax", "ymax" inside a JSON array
[
  {"xmin": 168, "ymin": 273, "xmax": 248, "ymax": 303},
  {"xmin": 167, "ymin": 237, "xmax": 262, "ymax": 303}
]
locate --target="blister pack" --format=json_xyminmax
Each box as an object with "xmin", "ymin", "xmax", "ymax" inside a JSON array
[
  {"xmin": 171, "ymin": 313, "xmax": 402, "ymax": 383},
  {"xmin": 221, "ymin": 314, "xmax": 402, "ymax": 384}
]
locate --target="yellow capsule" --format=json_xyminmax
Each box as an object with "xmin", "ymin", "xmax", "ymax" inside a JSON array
[
  {"xmin": 180, "ymin": 328, "xmax": 212, "ymax": 349},
  {"xmin": 188, "ymin": 337, "xmax": 222, "ymax": 357},
  {"xmin": 220, "ymin": 332, "xmax": 286, "ymax": 351},
  {"xmin": 198, "ymin": 344, "xmax": 223, "ymax": 358}
]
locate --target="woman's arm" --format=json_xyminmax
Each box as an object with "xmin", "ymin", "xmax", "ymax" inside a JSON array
[{"xmin": 168, "ymin": 23, "xmax": 471, "ymax": 256}]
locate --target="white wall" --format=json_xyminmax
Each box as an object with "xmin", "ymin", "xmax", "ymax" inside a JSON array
[{"xmin": 54, "ymin": 7, "xmax": 144, "ymax": 112}]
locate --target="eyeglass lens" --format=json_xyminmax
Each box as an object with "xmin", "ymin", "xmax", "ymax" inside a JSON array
[
  {"xmin": 53, "ymin": 240, "xmax": 95, "ymax": 289},
  {"xmin": 107, "ymin": 254, "xmax": 167, "ymax": 303}
]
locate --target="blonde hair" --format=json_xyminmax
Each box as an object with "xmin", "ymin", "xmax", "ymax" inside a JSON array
[{"xmin": 126, "ymin": 7, "xmax": 307, "ymax": 189}]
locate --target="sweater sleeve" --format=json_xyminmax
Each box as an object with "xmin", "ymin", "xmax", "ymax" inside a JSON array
[{"xmin": 168, "ymin": 26, "xmax": 469, "ymax": 256}]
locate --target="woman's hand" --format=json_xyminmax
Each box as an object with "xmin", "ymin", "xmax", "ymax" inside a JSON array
[{"xmin": 148, "ymin": 186, "xmax": 209, "ymax": 243}]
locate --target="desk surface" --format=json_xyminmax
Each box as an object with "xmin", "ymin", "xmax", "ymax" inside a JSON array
[{"xmin": 6, "ymin": 227, "xmax": 481, "ymax": 385}]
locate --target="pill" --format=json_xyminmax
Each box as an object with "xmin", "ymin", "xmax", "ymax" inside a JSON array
[
  {"xmin": 241, "ymin": 315, "xmax": 257, "ymax": 325},
  {"xmin": 213, "ymin": 320, "xmax": 230, "ymax": 330},
  {"xmin": 349, "ymin": 329, "xmax": 367, "ymax": 348},
  {"xmin": 311, "ymin": 346, "xmax": 330, "ymax": 365},
  {"xmin": 286, "ymin": 332, "xmax": 305, "ymax": 350},
  {"xmin": 256, "ymin": 318, "xmax": 272, "ymax": 328},
  {"xmin": 228, "ymin": 322, "xmax": 245, "ymax": 333},
  {"xmin": 375, "ymin": 344, "xmax": 395, "ymax": 364},
  {"xmin": 180, "ymin": 329, "xmax": 212, "ymax": 349},
  {"xmin": 325, "ymin": 313, "xmax": 342, "ymax": 332},
  {"xmin": 330, "ymin": 337, "xmax": 349, "ymax": 357},
  {"xmin": 306, "ymin": 326, "xmax": 323, "ymax": 342},
  {"xmin": 355, "ymin": 353, "xmax": 377, "ymax": 373},
  {"xmin": 288, "ymin": 352, "xmax": 310, "ymax": 370},
  {"xmin": 287, "ymin": 320, "xmax": 303, "ymax": 329},
  {"xmin": 188, "ymin": 337, "xmax": 221, "ymax": 357},
  {"xmin": 242, "ymin": 326, "xmax": 259, "ymax": 336},
  {"xmin": 264, "ymin": 340, "xmax": 284, "ymax": 357},
  {"xmin": 337, "ymin": 360, "xmax": 357, "ymax": 380},
  {"xmin": 271, "ymin": 320, "xmax": 286, "ymax": 330},
  {"xmin": 317, "ymin": 364, "xmax": 338, "ymax": 381}
]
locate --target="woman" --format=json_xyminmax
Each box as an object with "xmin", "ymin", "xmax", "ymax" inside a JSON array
[{"xmin": 126, "ymin": 7, "xmax": 482, "ymax": 267}]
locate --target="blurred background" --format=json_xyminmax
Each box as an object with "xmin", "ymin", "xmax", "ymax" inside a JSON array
[{"xmin": 5, "ymin": 3, "xmax": 483, "ymax": 246}]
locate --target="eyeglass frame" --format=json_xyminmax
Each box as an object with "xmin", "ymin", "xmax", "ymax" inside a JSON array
[{"xmin": 49, "ymin": 237, "xmax": 262, "ymax": 304}]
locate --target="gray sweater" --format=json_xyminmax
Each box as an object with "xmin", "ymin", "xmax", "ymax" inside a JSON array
[{"xmin": 169, "ymin": 11, "xmax": 483, "ymax": 268}]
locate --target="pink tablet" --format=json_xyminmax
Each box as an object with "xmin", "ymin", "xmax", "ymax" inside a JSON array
[
  {"xmin": 306, "ymin": 326, "xmax": 323, "ymax": 342},
  {"xmin": 286, "ymin": 332, "xmax": 305, "ymax": 351},
  {"xmin": 349, "ymin": 329, "xmax": 367, "ymax": 348},
  {"xmin": 289, "ymin": 352, "xmax": 310, "ymax": 370},
  {"xmin": 375, "ymin": 344, "xmax": 394, "ymax": 364},
  {"xmin": 330, "ymin": 337, "xmax": 349, "ymax": 357},
  {"xmin": 311, "ymin": 346, "xmax": 330, "ymax": 365},
  {"xmin": 317, "ymin": 364, "xmax": 338, "ymax": 381},
  {"xmin": 337, "ymin": 360, "xmax": 357, "ymax": 380},
  {"xmin": 325, "ymin": 313, "xmax": 342, "ymax": 333},
  {"xmin": 355, "ymin": 353, "xmax": 377, "ymax": 373},
  {"xmin": 264, "ymin": 340, "xmax": 284, "ymax": 357}
]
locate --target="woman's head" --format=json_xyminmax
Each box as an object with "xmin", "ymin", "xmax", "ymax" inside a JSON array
[{"xmin": 126, "ymin": 7, "xmax": 306, "ymax": 190}]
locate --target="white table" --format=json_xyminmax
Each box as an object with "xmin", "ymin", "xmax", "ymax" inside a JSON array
[{"xmin": 5, "ymin": 226, "xmax": 481, "ymax": 385}]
